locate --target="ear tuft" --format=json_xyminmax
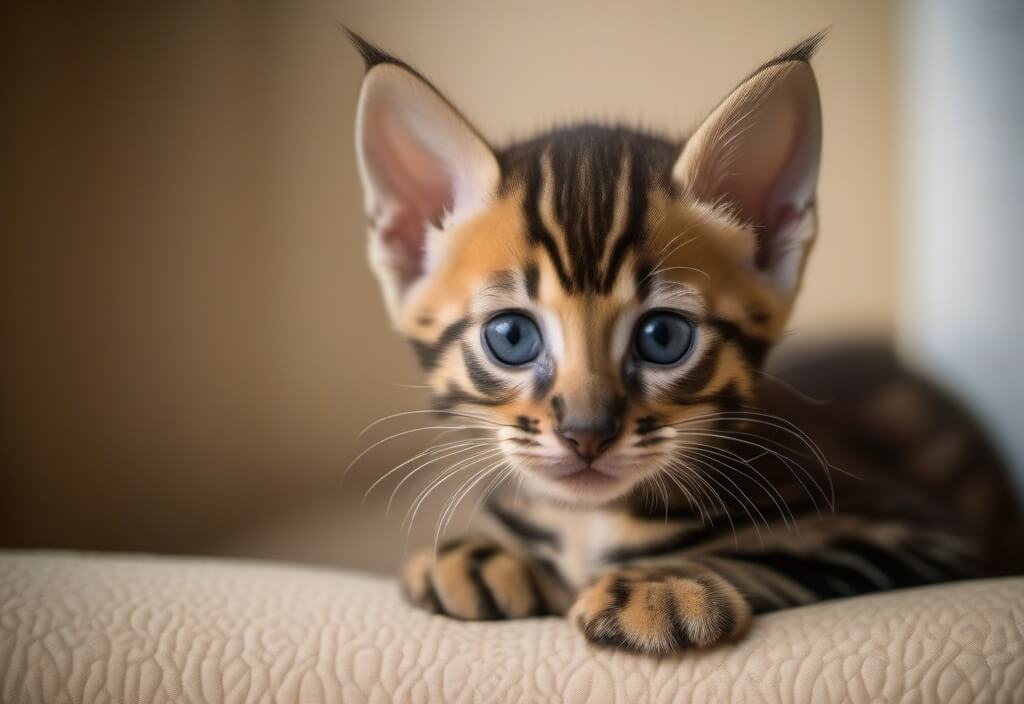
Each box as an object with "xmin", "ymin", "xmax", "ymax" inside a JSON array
[
  {"xmin": 755, "ymin": 30, "xmax": 828, "ymax": 71},
  {"xmin": 344, "ymin": 27, "xmax": 419, "ymax": 75}
]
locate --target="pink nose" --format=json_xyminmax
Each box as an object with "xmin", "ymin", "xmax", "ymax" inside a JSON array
[{"xmin": 555, "ymin": 421, "xmax": 621, "ymax": 462}]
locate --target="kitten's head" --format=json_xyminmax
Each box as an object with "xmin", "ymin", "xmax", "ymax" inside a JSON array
[{"xmin": 350, "ymin": 32, "xmax": 823, "ymax": 506}]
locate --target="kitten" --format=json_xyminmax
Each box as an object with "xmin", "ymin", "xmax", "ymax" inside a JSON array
[{"xmin": 346, "ymin": 30, "xmax": 1022, "ymax": 654}]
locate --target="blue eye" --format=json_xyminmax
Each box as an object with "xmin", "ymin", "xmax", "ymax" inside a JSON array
[
  {"xmin": 483, "ymin": 313, "xmax": 542, "ymax": 366},
  {"xmin": 635, "ymin": 312, "xmax": 695, "ymax": 365}
]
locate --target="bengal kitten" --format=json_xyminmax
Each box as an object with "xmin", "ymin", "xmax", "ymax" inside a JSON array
[{"xmin": 347, "ymin": 31, "xmax": 1022, "ymax": 654}]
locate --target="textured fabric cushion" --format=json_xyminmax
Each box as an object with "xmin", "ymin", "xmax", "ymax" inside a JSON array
[{"xmin": 1, "ymin": 552, "xmax": 1021, "ymax": 703}]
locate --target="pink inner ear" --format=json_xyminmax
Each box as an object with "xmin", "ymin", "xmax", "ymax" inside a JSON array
[
  {"xmin": 689, "ymin": 65, "xmax": 821, "ymax": 277},
  {"xmin": 720, "ymin": 90, "xmax": 818, "ymax": 271},
  {"xmin": 363, "ymin": 109, "xmax": 454, "ymax": 284}
]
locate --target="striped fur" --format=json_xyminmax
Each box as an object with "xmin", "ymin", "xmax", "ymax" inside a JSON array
[{"xmin": 349, "ymin": 31, "xmax": 1022, "ymax": 655}]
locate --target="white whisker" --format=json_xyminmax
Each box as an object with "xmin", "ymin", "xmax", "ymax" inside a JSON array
[{"xmin": 345, "ymin": 424, "xmax": 497, "ymax": 479}]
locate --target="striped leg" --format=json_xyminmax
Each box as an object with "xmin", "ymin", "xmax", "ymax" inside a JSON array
[
  {"xmin": 570, "ymin": 528, "xmax": 976, "ymax": 654},
  {"xmin": 401, "ymin": 537, "xmax": 550, "ymax": 620},
  {"xmin": 702, "ymin": 531, "xmax": 979, "ymax": 614}
]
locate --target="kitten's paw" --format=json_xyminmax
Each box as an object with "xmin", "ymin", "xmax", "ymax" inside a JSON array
[
  {"xmin": 570, "ymin": 567, "xmax": 751, "ymax": 654},
  {"xmin": 401, "ymin": 538, "xmax": 546, "ymax": 620}
]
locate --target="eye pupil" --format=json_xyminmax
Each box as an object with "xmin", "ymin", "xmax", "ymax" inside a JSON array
[
  {"xmin": 635, "ymin": 312, "xmax": 694, "ymax": 365},
  {"xmin": 650, "ymin": 320, "xmax": 670, "ymax": 347},
  {"xmin": 483, "ymin": 313, "xmax": 542, "ymax": 366}
]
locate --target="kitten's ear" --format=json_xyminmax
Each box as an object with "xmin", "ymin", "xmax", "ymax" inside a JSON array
[
  {"xmin": 348, "ymin": 30, "xmax": 500, "ymax": 319},
  {"xmin": 674, "ymin": 33, "xmax": 824, "ymax": 294}
]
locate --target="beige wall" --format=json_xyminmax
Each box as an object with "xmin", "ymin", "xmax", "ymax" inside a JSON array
[{"xmin": 1, "ymin": 2, "xmax": 898, "ymax": 568}]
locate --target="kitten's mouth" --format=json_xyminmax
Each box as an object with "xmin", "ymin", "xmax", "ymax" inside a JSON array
[
  {"xmin": 512, "ymin": 450, "xmax": 639, "ymax": 497},
  {"xmin": 555, "ymin": 465, "xmax": 619, "ymax": 487},
  {"xmin": 543, "ymin": 460, "xmax": 620, "ymax": 486}
]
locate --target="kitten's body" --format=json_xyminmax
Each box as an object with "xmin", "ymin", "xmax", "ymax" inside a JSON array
[
  {"xmin": 348, "ymin": 31, "xmax": 1022, "ymax": 654},
  {"xmin": 484, "ymin": 348, "xmax": 1021, "ymax": 614}
]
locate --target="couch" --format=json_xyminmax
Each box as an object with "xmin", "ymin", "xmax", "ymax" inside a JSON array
[{"xmin": 1, "ymin": 552, "xmax": 1021, "ymax": 703}]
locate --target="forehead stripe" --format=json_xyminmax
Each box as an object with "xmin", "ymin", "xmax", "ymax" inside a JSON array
[
  {"xmin": 601, "ymin": 152, "xmax": 649, "ymax": 292},
  {"xmin": 595, "ymin": 152, "xmax": 632, "ymax": 282},
  {"xmin": 524, "ymin": 158, "xmax": 573, "ymax": 291}
]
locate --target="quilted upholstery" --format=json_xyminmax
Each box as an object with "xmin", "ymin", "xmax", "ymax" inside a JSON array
[{"xmin": 1, "ymin": 552, "xmax": 1021, "ymax": 703}]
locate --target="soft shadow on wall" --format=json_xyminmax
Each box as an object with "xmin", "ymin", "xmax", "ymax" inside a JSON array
[{"xmin": 1, "ymin": 2, "xmax": 899, "ymax": 574}]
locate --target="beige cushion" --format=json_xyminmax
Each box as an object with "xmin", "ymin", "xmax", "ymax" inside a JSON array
[{"xmin": 1, "ymin": 552, "xmax": 1021, "ymax": 703}]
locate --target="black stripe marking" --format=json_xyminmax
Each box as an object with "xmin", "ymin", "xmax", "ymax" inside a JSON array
[
  {"xmin": 409, "ymin": 317, "xmax": 470, "ymax": 371},
  {"xmin": 692, "ymin": 558, "xmax": 798, "ymax": 612},
  {"xmin": 432, "ymin": 383, "xmax": 506, "ymax": 410},
  {"xmin": 578, "ymin": 578, "xmax": 634, "ymax": 650},
  {"xmin": 672, "ymin": 387, "xmax": 750, "ymax": 410},
  {"xmin": 466, "ymin": 545, "xmax": 504, "ymax": 620},
  {"xmin": 523, "ymin": 261, "xmax": 540, "ymax": 300},
  {"xmin": 602, "ymin": 153, "xmax": 648, "ymax": 292},
  {"xmin": 524, "ymin": 159, "xmax": 573, "ymax": 291},
  {"xmin": 634, "ymin": 259, "xmax": 654, "ymax": 302},
  {"xmin": 722, "ymin": 537, "xmax": 949, "ymax": 611},
  {"xmin": 667, "ymin": 340, "xmax": 722, "ymax": 402},
  {"xmin": 664, "ymin": 588, "xmax": 695, "ymax": 649},
  {"xmin": 486, "ymin": 270, "xmax": 519, "ymax": 294},
  {"xmin": 550, "ymin": 395, "xmax": 565, "ymax": 424},
  {"xmin": 533, "ymin": 555, "xmax": 573, "ymax": 596},
  {"xmin": 715, "ymin": 382, "xmax": 745, "ymax": 413},
  {"xmin": 525, "ymin": 569, "xmax": 549, "ymax": 617},
  {"xmin": 829, "ymin": 538, "xmax": 939, "ymax": 590},
  {"xmin": 905, "ymin": 544, "xmax": 978, "ymax": 580},
  {"xmin": 438, "ymin": 538, "xmax": 471, "ymax": 556},
  {"xmin": 486, "ymin": 501, "xmax": 561, "ymax": 548},
  {"xmin": 694, "ymin": 575, "xmax": 736, "ymax": 640},
  {"xmin": 515, "ymin": 415, "xmax": 540, "ymax": 435},
  {"xmin": 421, "ymin": 578, "xmax": 447, "ymax": 615},
  {"xmin": 635, "ymin": 415, "xmax": 661, "ymax": 435},
  {"xmin": 722, "ymin": 551, "xmax": 877, "ymax": 605},
  {"xmin": 601, "ymin": 524, "xmax": 718, "ymax": 564},
  {"xmin": 707, "ymin": 317, "xmax": 771, "ymax": 369},
  {"xmin": 499, "ymin": 126, "xmax": 678, "ymax": 294},
  {"xmin": 462, "ymin": 344, "xmax": 507, "ymax": 397}
]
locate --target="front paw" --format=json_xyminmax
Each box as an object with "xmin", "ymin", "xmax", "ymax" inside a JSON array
[
  {"xmin": 570, "ymin": 567, "xmax": 751, "ymax": 654},
  {"xmin": 401, "ymin": 538, "xmax": 546, "ymax": 620}
]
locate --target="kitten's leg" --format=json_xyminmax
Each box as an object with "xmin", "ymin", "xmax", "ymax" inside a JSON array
[
  {"xmin": 700, "ymin": 531, "xmax": 979, "ymax": 614},
  {"xmin": 401, "ymin": 537, "xmax": 551, "ymax": 620},
  {"xmin": 570, "ymin": 563, "xmax": 752, "ymax": 655},
  {"xmin": 570, "ymin": 529, "xmax": 976, "ymax": 654}
]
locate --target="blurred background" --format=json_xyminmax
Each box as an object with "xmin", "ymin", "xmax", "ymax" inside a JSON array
[{"xmin": 1, "ymin": 1, "xmax": 1020, "ymax": 575}]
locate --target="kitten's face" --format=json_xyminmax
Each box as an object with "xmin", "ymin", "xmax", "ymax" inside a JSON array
[{"xmin": 351, "ymin": 34, "xmax": 822, "ymax": 506}]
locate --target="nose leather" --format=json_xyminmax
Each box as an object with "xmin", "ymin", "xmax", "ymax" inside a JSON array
[{"xmin": 556, "ymin": 417, "xmax": 622, "ymax": 462}]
